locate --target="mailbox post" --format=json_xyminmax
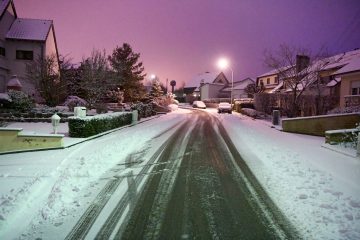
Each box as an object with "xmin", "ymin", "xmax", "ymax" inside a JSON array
[{"xmin": 51, "ymin": 112, "xmax": 61, "ymax": 134}]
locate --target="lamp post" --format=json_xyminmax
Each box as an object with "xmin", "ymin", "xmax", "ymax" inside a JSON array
[{"xmin": 217, "ymin": 58, "xmax": 234, "ymax": 106}]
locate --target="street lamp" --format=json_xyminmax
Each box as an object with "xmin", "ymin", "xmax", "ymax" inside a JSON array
[{"xmin": 217, "ymin": 58, "xmax": 234, "ymax": 106}]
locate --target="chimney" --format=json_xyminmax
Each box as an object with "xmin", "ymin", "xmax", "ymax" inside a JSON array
[{"xmin": 296, "ymin": 55, "xmax": 310, "ymax": 73}]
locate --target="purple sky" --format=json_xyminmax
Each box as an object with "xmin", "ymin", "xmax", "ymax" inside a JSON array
[{"xmin": 15, "ymin": 0, "xmax": 360, "ymax": 86}]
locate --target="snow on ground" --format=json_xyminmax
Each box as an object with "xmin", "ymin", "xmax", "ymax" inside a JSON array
[
  {"xmin": 0, "ymin": 107, "xmax": 359, "ymax": 239},
  {"xmin": 0, "ymin": 109, "xmax": 191, "ymax": 239},
  {"xmin": 213, "ymin": 109, "xmax": 360, "ymax": 240}
]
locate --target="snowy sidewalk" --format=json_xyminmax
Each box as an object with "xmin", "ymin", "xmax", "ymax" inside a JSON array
[{"xmin": 217, "ymin": 111, "xmax": 360, "ymax": 240}]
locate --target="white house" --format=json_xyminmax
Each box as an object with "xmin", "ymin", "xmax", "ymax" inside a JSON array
[
  {"xmin": 0, "ymin": 0, "xmax": 59, "ymax": 100},
  {"xmin": 185, "ymin": 71, "xmax": 254, "ymax": 101},
  {"xmin": 222, "ymin": 77, "xmax": 255, "ymax": 99}
]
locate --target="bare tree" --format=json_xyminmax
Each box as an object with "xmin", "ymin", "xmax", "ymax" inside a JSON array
[
  {"xmin": 26, "ymin": 54, "xmax": 63, "ymax": 106},
  {"xmin": 264, "ymin": 44, "xmax": 329, "ymax": 117},
  {"xmin": 79, "ymin": 49, "xmax": 109, "ymax": 108}
]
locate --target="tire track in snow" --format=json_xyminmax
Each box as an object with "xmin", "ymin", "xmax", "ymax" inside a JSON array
[{"xmin": 65, "ymin": 120, "xmax": 187, "ymax": 240}]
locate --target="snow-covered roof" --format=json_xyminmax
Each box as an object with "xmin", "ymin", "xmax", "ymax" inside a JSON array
[
  {"xmin": 326, "ymin": 77, "xmax": 341, "ymax": 87},
  {"xmin": 332, "ymin": 50, "xmax": 360, "ymax": 75},
  {"xmin": 0, "ymin": 0, "xmax": 11, "ymax": 16},
  {"xmin": 269, "ymin": 81, "xmax": 284, "ymax": 93},
  {"xmin": 257, "ymin": 66, "xmax": 293, "ymax": 78},
  {"xmin": 6, "ymin": 18, "xmax": 52, "ymax": 41},
  {"xmin": 222, "ymin": 78, "xmax": 254, "ymax": 91},
  {"xmin": 186, "ymin": 72, "xmax": 220, "ymax": 88}
]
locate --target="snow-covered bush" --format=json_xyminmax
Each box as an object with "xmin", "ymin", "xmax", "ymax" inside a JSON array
[
  {"xmin": 7, "ymin": 90, "xmax": 34, "ymax": 112},
  {"xmin": 131, "ymin": 102, "xmax": 155, "ymax": 118},
  {"xmin": 240, "ymin": 108, "xmax": 259, "ymax": 118},
  {"xmin": 68, "ymin": 112, "xmax": 132, "ymax": 138},
  {"xmin": 63, "ymin": 96, "xmax": 87, "ymax": 111},
  {"xmin": 327, "ymin": 105, "xmax": 360, "ymax": 114}
]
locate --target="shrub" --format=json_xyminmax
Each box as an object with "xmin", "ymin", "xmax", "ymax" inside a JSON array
[
  {"xmin": 63, "ymin": 96, "xmax": 87, "ymax": 111},
  {"xmin": 131, "ymin": 102, "xmax": 155, "ymax": 118},
  {"xmin": 68, "ymin": 112, "xmax": 132, "ymax": 138},
  {"xmin": 7, "ymin": 90, "xmax": 34, "ymax": 112},
  {"xmin": 240, "ymin": 108, "xmax": 259, "ymax": 118}
]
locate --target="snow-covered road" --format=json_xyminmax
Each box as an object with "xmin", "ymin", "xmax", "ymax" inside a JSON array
[{"xmin": 0, "ymin": 107, "xmax": 359, "ymax": 239}]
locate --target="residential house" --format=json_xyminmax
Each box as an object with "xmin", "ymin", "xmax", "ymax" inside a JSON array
[
  {"xmin": 329, "ymin": 50, "xmax": 360, "ymax": 109},
  {"xmin": 221, "ymin": 77, "xmax": 255, "ymax": 99},
  {"xmin": 185, "ymin": 72, "xmax": 229, "ymax": 101},
  {"xmin": 185, "ymin": 72, "xmax": 254, "ymax": 101},
  {"xmin": 256, "ymin": 48, "xmax": 360, "ymax": 112},
  {"xmin": 0, "ymin": 0, "xmax": 59, "ymax": 101}
]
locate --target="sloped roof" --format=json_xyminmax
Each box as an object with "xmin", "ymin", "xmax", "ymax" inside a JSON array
[
  {"xmin": 331, "ymin": 49, "xmax": 360, "ymax": 75},
  {"xmin": 257, "ymin": 65, "xmax": 293, "ymax": 78},
  {"xmin": 186, "ymin": 72, "xmax": 220, "ymax": 88},
  {"xmin": 222, "ymin": 78, "xmax": 254, "ymax": 91},
  {"xmin": 0, "ymin": 0, "xmax": 10, "ymax": 16},
  {"xmin": 6, "ymin": 18, "xmax": 52, "ymax": 41}
]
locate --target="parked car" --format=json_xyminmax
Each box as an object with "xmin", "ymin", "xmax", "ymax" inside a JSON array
[
  {"xmin": 192, "ymin": 101, "xmax": 206, "ymax": 109},
  {"xmin": 218, "ymin": 102, "xmax": 232, "ymax": 114}
]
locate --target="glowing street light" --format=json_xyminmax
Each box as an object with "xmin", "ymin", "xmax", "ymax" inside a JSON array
[{"xmin": 217, "ymin": 57, "xmax": 234, "ymax": 107}]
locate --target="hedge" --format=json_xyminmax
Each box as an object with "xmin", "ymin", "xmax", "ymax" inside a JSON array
[{"xmin": 68, "ymin": 112, "xmax": 132, "ymax": 138}]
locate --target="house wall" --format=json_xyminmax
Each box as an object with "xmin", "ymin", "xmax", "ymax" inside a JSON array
[
  {"xmin": 233, "ymin": 89, "xmax": 247, "ymax": 99},
  {"xmin": 6, "ymin": 40, "xmax": 43, "ymax": 97},
  {"xmin": 45, "ymin": 26, "xmax": 59, "ymax": 74},
  {"xmin": 339, "ymin": 72, "xmax": 360, "ymax": 109},
  {"xmin": 257, "ymin": 74, "xmax": 279, "ymax": 92},
  {"xmin": 0, "ymin": 3, "xmax": 16, "ymax": 88},
  {"xmin": 200, "ymin": 84, "xmax": 225, "ymax": 100}
]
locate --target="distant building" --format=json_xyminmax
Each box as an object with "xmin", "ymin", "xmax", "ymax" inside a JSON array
[
  {"xmin": 185, "ymin": 71, "xmax": 254, "ymax": 101},
  {"xmin": 0, "ymin": 0, "xmax": 59, "ymax": 100}
]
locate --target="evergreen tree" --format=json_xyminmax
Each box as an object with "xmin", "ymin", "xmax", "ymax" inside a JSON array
[
  {"xmin": 150, "ymin": 80, "xmax": 164, "ymax": 99},
  {"xmin": 108, "ymin": 43, "xmax": 146, "ymax": 102}
]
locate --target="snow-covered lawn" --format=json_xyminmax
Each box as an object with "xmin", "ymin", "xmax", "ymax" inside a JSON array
[{"xmin": 0, "ymin": 107, "xmax": 359, "ymax": 239}]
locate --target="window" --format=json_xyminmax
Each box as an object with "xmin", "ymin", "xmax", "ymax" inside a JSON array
[
  {"xmin": 274, "ymin": 76, "xmax": 279, "ymax": 84},
  {"xmin": 266, "ymin": 78, "xmax": 270, "ymax": 84},
  {"xmin": 351, "ymin": 81, "xmax": 360, "ymax": 95},
  {"xmin": 16, "ymin": 50, "xmax": 33, "ymax": 60},
  {"xmin": 352, "ymin": 88, "xmax": 360, "ymax": 95},
  {"xmin": 0, "ymin": 47, "xmax": 5, "ymax": 56}
]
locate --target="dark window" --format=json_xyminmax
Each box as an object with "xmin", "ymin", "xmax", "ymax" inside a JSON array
[
  {"xmin": 0, "ymin": 47, "xmax": 5, "ymax": 56},
  {"xmin": 352, "ymin": 88, "xmax": 359, "ymax": 95},
  {"xmin": 274, "ymin": 76, "xmax": 279, "ymax": 83},
  {"xmin": 267, "ymin": 78, "xmax": 270, "ymax": 84},
  {"xmin": 16, "ymin": 50, "xmax": 33, "ymax": 60}
]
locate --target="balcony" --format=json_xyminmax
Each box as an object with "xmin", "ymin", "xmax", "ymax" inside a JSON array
[{"xmin": 345, "ymin": 95, "xmax": 360, "ymax": 107}]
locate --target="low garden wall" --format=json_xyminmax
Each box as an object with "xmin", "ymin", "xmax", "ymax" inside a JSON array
[
  {"xmin": 0, "ymin": 128, "xmax": 64, "ymax": 153},
  {"xmin": 282, "ymin": 113, "xmax": 360, "ymax": 136},
  {"xmin": 325, "ymin": 128, "xmax": 358, "ymax": 145}
]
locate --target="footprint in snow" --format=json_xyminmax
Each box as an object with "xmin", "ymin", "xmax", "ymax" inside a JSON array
[{"xmin": 298, "ymin": 194, "xmax": 308, "ymax": 199}]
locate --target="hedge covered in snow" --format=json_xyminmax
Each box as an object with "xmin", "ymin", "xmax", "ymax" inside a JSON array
[{"xmin": 68, "ymin": 112, "xmax": 132, "ymax": 138}]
